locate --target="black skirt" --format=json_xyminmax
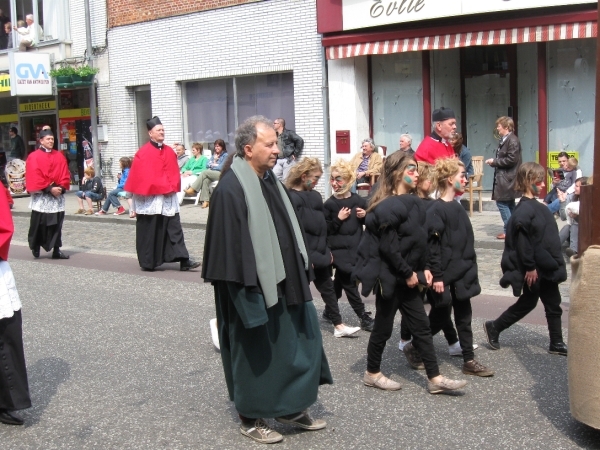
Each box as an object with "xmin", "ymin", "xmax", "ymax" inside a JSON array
[
  {"xmin": 135, "ymin": 213, "xmax": 189, "ymax": 270},
  {"xmin": 28, "ymin": 210, "xmax": 65, "ymax": 252},
  {"xmin": 0, "ymin": 310, "xmax": 31, "ymax": 410}
]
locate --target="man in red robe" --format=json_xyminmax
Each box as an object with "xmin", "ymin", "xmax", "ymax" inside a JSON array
[
  {"xmin": 415, "ymin": 107, "xmax": 457, "ymax": 165},
  {"xmin": 25, "ymin": 129, "xmax": 71, "ymax": 259},
  {"xmin": 124, "ymin": 117, "xmax": 200, "ymax": 271}
]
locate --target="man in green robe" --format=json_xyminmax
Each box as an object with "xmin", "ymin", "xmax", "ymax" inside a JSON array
[{"xmin": 201, "ymin": 116, "xmax": 333, "ymax": 444}]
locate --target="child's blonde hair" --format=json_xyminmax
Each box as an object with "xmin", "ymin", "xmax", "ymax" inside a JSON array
[
  {"xmin": 432, "ymin": 158, "xmax": 465, "ymax": 196},
  {"xmin": 514, "ymin": 162, "xmax": 545, "ymax": 193},
  {"xmin": 567, "ymin": 157, "xmax": 578, "ymax": 170},
  {"xmin": 84, "ymin": 167, "xmax": 95, "ymax": 177},
  {"xmin": 286, "ymin": 157, "xmax": 323, "ymax": 189},
  {"xmin": 416, "ymin": 161, "xmax": 433, "ymax": 198},
  {"xmin": 330, "ymin": 159, "xmax": 356, "ymax": 195}
]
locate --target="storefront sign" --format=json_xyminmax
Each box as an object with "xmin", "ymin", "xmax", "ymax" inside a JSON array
[
  {"xmin": 342, "ymin": 0, "xmax": 597, "ymax": 30},
  {"xmin": 8, "ymin": 52, "xmax": 52, "ymax": 96},
  {"xmin": 58, "ymin": 108, "xmax": 92, "ymax": 119},
  {"xmin": 0, "ymin": 74, "xmax": 10, "ymax": 92},
  {"xmin": 19, "ymin": 101, "xmax": 57, "ymax": 112}
]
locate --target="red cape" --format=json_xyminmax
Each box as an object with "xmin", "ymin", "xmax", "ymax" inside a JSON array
[
  {"xmin": 0, "ymin": 184, "xmax": 14, "ymax": 260},
  {"xmin": 25, "ymin": 148, "xmax": 71, "ymax": 192},
  {"xmin": 124, "ymin": 142, "xmax": 181, "ymax": 195},
  {"xmin": 415, "ymin": 136, "xmax": 455, "ymax": 164}
]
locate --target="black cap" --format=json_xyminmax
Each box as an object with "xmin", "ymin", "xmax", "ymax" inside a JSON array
[
  {"xmin": 432, "ymin": 107, "xmax": 456, "ymax": 122},
  {"xmin": 39, "ymin": 129, "xmax": 54, "ymax": 138},
  {"xmin": 146, "ymin": 116, "xmax": 162, "ymax": 131}
]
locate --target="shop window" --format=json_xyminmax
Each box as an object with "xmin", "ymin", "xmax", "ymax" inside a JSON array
[
  {"xmin": 184, "ymin": 72, "xmax": 295, "ymax": 150},
  {"xmin": 134, "ymin": 87, "xmax": 151, "ymax": 147},
  {"xmin": 0, "ymin": 0, "xmax": 69, "ymax": 51}
]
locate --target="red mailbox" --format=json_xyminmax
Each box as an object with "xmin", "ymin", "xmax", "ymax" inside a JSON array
[{"xmin": 336, "ymin": 130, "xmax": 350, "ymax": 154}]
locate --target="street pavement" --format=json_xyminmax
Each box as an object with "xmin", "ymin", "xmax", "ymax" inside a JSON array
[{"xmin": 1, "ymin": 193, "xmax": 597, "ymax": 449}]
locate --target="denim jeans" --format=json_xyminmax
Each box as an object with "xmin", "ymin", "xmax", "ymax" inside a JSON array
[
  {"xmin": 76, "ymin": 190, "xmax": 102, "ymax": 201},
  {"xmin": 496, "ymin": 200, "xmax": 515, "ymax": 233},
  {"xmin": 102, "ymin": 188, "xmax": 123, "ymax": 212}
]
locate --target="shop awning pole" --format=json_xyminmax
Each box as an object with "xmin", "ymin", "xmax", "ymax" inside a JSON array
[{"xmin": 84, "ymin": 0, "xmax": 100, "ymax": 178}]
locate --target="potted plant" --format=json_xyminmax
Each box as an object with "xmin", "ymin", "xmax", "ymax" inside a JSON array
[
  {"xmin": 48, "ymin": 65, "xmax": 76, "ymax": 89},
  {"xmin": 73, "ymin": 65, "xmax": 99, "ymax": 87}
]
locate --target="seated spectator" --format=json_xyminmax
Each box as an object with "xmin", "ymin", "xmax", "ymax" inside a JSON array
[
  {"xmin": 14, "ymin": 14, "xmax": 43, "ymax": 52},
  {"xmin": 96, "ymin": 156, "xmax": 131, "ymax": 216},
  {"xmin": 4, "ymin": 22, "xmax": 13, "ymax": 49},
  {"xmin": 75, "ymin": 167, "xmax": 103, "ymax": 215},
  {"xmin": 177, "ymin": 142, "xmax": 208, "ymax": 204},
  {"xmin": 449, "ymin": 132, "xmax": 473, "ymax": 178},
  {"xmin": 559, "ymin": 176, "xmax": 591, "ymax": 258},
  {"xmin": 185, "ymin": 139, "xmax": 228, "ymax": 209},
  {"xmin": 350, "ymin": 138, "xmax": 383, "ymax": 192},
  {"xmin": 546, "ymin": 156, "xmax": 582, "ymax": 215},
  {"xmin": 174, "ymin": 144, "xmax": 189, "ymax": 169}
]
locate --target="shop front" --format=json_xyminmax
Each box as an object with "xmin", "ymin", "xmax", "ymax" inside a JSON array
[{"xmin": 317, "ymin": 0, "xmax": 597, "ymax": 191}]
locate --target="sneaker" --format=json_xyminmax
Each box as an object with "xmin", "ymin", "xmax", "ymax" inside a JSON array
[
  {"xmin": 74, "ymin": 208, "xmax": 85, "ymax": 214},
  {"xmin": 209, "ymin": 318, "xmax": 220, "ymax": 350},
  {"xmin": 334, "ymin": 325, "xmax": 360, "ymax": 338},
  {"xmin": 276, "ymin": 410, "xmax": 326, "ymax": 430},
  {"xmin": 449, "ymin": 342, "xmax": 479, "ymax": 356},
  {"xmin": 549, "ymin": 341, "xmax": 568, "ymax": 356},
  {"xmin": 114, "ymin": 206, "xmax": 126, "ymax": 215},
  {"xmin": 84, "ymin": 209, "xmax": 94, "ymax": 215},
  {"xmin": 95, "ymin": 210, "xmax": 107, "ymax": 216},
  {"xmin": 427, "ymin": 376, "xmax": 468, "ymax": 394},
  {"xmin": 483, "ymin": 321, "xmax": 501, "ymax": 350},
  {"xmin": 462, "ymin": 360, "xmax": 495, "ymax": 377},
  {"xmin": 398, "ymin": 339, "xmax": 411, "ymax": 352},
  {"xmin": 363, "ymin": 371, "xmax": 402, "ymax": 391},
  {"xmin": 360, "ymin": 312, "xmax": 374, "ymax": 332},
  {"xmin": 240, "ymin": 418, "xmax": 283, "ymax": 444},
  {"xmin": 403, "ymin": 342, "xmax": 425, "ymax": 370}
]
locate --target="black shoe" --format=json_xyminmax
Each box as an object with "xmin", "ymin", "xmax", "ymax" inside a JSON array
[
  {"xmin": 360, "ymin": 312, "xmax": 374, "ymax": 332},
  {"xmin": 141, "ymin": 267, "xmax": 155, "ymax": 272},
  {"xmin": 51, "ymin": 251, "xmax": 69, "ymax": 260},
  {"xmin": 0, "ymin": 409, "xmax": 24, "ymax": 425},
  {"xmin": 483, "ymin": 321, "xmax": 500, "ymax": 350},
  {"xmin": 32, "ymin": 248, "xmax": 40, "ymax": 258},
  {"xmin": 403, "ymin": 342, "xmax": 425, "ymax": 370},
  {"xmin": 180, "ymin": 258, "xmax": 201, "ymax": 271},
  {"xmin": 549, "ymin": 342, "xmax": 568, "ymax": 356}
]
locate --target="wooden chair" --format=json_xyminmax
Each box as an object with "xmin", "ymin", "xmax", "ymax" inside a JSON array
[
  {"xmin": 95, "ymin": 187, "xmax": 107, "ymax": 211},
  {"xmin": 468, "ymin": 156, "xmax": 484, "ymax": 217}
]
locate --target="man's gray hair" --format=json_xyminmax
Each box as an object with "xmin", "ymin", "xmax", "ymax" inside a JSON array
[
  {"xmin": 400, "ymin": 133, "xmax": 412, "ymax": 145},
  {"xmin": 26, "ymin": 14, "xmax": 33, "ymax": 21},
  {"xmin": 235, "ymin": 115, "xmax": 274, "ymax": 158}
]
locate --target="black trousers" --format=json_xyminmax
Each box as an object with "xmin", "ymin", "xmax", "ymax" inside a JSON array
[
  {"xmin": 136, "ymin": 213, "xmax": 190, "ymax": 270},
  {"xmin": 0, "ymin": 311, "xmax": 31, "ymax": 411},
  {"xmin": 28, "ymin": 211, "xmax": 65, "ymax": 253},
  {"xmin": 367, "ymin": 285, "xmax": 440, "ymax": 378},
  {"xmin": 428, "ymin": 287, "xmax": 474, "ymax": 362},
  {"xmin": 333, "ymin": 269, "xmax": 366, "ymax": 317},
  {"xmin": 312, "ymin": 267, "xmax": 342, "ymax": 326},
  {"xmin": 493, "ymin": 279, "xmax": 563, "ymax": 343},
  {"xmin": 400, "ymin": 290, "xmax": 459, "ymax": 344}
]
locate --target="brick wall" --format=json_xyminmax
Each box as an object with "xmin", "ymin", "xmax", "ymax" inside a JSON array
[{"xmin": 107, "ymin": 0, "xmax": 263, "ymax": 28}]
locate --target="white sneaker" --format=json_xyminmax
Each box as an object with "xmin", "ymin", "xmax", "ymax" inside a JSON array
[
  {"xmin": 398, "ymin": 339, "xmax": 411, "ymax": 351},
  {"xmin": 449, "ymin": 341, "xmax": 479, "ymax": 356},
  {"xmin": 334, "ymin": 325, "xmax": 360, "ymax": 338},
  {"xmin": 209, "ymin": 318, "xmax": 220, "ymax": 350}
]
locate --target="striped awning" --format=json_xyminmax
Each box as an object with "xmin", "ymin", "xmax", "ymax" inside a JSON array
[{"xmin": 326, "ymin": 21, "xmax": 597, "ymax": 60}]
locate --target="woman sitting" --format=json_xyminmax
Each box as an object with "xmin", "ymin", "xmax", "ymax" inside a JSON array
[
  {"xmin": 96, "ymin": 156, "xmax": 131, "ymax": 216},
  {"xmin": 75, "ymin": 167, "xmax": 103, "ymax": 215},
  {"xmin": 185, "ymin": 139, "xmax": 228, "ymax": 208},
  {"xmin": 177, "ymin": 142, "xmax": 208, "ymax": 204}
]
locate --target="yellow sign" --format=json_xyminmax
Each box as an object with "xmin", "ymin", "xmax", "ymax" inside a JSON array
[
  {"xmin": 58, "ymin": 108, "xmax": 92, "ymax": 119},
  {"xmin": 0, "ymin": 114, "xmax": 18, "ymax": 123},
  {"xmin": 0, "ymin": 74, "xmax": 10, "ymax": 92},
  {"xmin": 19, "ymin": 100, "xmax": 57, "ymax": 112}
]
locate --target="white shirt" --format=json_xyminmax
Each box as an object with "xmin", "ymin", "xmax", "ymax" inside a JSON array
[
  {"xmin": 0, "ymin": 261, "xmax": 22, "ymax": 320},
  {"xmin": 132, "ymin": 193, "xmax": 180, "ymax": 216},
  {"xmin": 17, "ymin": 23, "xmax": 44, "ymax": 44}
]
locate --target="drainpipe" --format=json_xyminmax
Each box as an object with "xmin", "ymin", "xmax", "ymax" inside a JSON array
[
  {"xmin": 84, "ymin": 0, "xmax": 100, "ymax": 177},
  {"xmin": 321, "ymin": 44, "xmax": 331, "ymax": 198}
]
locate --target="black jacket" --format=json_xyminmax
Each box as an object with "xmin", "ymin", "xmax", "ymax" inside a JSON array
[
  {"xmin": 79, "ymin": 176, "xmax": 103, "ymax": 195},
  {"xmin": 353, "ymin": 195, "xmax": 428, "ymax": 299},
  {"xmin": 277, "ymin": 128, "xmax": 304, "ymax": 159},
  {"xmin": 289, "ymin": 189, "xmax": 332, "ymax": 269},
  {"xmin": 323, "ymin": 193, "xmax": 367, "ymax": 274},
  {"xmin": 491, "ymin": 133, "xmax": 522, "ymax": 201},
  {"xmin": 427, "ymin": 199, "xmax": 481, "ymax": 301},
  {"xmin": 500, "ymin": 196, "xmax": 567, "ymax": 296}
]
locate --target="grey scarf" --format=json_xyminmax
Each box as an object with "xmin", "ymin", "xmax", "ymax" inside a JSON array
[{"xmin": 231, "ymin": 156, "xmax": 308, "ymax": 308}]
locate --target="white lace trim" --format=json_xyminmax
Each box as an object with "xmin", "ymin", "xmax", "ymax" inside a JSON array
[
  {"xmin": 29, "ymin": 192, "xmax": 65, "ymax": 213},
  {"xmin": 0, "ymin": 261, "xmax": 22, "ymax": 320},
  {"xmin": 132, "ymin": 193, "xmax": 179, "ymax": 216}
]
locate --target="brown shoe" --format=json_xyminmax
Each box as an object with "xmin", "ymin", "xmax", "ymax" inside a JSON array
[
  {"xmin": 74, "ymin": 208, "xmax": 85, "ymax": 214},
  {"xmin": 185, "ymin": 188, "xmax": 196, "ymax": 196},
  {"xmin": 462, "ymin": 359, "xmax": 495, "ymax": 377},
  {"xmin": 427, "ymin": 376, "xmax": 468, "ymax": 394},
  {"xmin": 201, "ymin": 201, "xmax": 209, "ymax": 209},
  {"xmin": 496, "ymin": 233, "xmax": 506, "ymax": 240},
  {"xmin": 84, "ymin": 209, "xmax": 94, "ymax": 215},
  {"xmin": 363, "ymin": 371, "xmax": 402, "ymax": 391},
  {"xmin": 403, "ymin": 342, "xmax": 425, "ymax": 370}
]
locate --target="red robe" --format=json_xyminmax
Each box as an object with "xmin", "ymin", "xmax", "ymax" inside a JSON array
[
  {"xmin": 415, "ymin": 134, "xmax": 455, "ymax": 165},
  {"xmin": 0, "ymin": 184, "xmax": 13, "ymax": 261},
  {"xmin": 25, "ymin": 148, "xmax": 71, "ymax": 192},
  {"xmin": 124, "ymin": 142, "xmax": 181, "ymax": 195}
]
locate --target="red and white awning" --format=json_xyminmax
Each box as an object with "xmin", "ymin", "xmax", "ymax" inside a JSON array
[{"xmin": 326, "ymin": 21, "xmax": 597, "ymax": 60}]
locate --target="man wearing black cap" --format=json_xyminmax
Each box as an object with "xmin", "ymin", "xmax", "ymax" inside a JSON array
[
  {"xmin": 124, "ymin": 117, "xmax": 200, "ymax": 272},
  {"xmin": 25, "ymin": 129, "xmax": 71, "ymax": 259},
  {"xmin": 415, "ymin": 107, "xmax": 457, "ymax": 165}
]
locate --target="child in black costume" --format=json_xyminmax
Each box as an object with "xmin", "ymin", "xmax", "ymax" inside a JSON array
[
  {"xmin": 287, "ymin": 157, "xmax": 361, "ymax": 338},
  {"xmin": 484, "ymin": 162, "xmax": 568, "ymax": 356},
  {"xmin": 323, "ymin": 159, "xmax": 374, "ymax": 331}
]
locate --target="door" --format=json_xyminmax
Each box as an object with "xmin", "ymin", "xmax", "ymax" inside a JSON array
[
  {"xmin": 21, "ymin": 113, "xmax": 58, "ymax": 157},
  {"xmin": 461, "ymin": 46, "xmax": 517, "ymax": 190}
]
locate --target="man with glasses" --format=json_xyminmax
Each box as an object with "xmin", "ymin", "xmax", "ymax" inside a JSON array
[{"xmin": 272, "ymin": 118, "xmax": 303, "ymax": 182}]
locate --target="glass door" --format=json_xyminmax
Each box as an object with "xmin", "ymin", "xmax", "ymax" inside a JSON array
[{"xmin": 21, "ymin": 113, "xmax": 58, "ymax": 157}]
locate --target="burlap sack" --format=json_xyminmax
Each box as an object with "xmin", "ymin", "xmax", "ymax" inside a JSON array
[{"xmin": 568, "ymin": 245, "xmax": 600, "ymax": 429}]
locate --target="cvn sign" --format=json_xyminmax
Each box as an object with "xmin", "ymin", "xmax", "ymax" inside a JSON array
[{"xmin": 16, "ymin": 63, "xmax": 48, "ymax": 79}]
